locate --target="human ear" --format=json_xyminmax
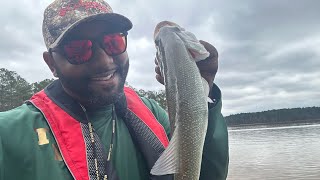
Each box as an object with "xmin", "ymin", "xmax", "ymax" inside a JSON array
[{"xmin": 43, "ymin": 51, "xmax": 58, "ymax": 77}]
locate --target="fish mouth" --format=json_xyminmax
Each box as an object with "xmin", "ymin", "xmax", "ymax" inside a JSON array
[
  {"xmin": 90, "ymin": 70, "xmax": 117, "ymax": 81},
  {"xmin": 154, "ymin": 21, "xmax": 180, "ymax": 40}
]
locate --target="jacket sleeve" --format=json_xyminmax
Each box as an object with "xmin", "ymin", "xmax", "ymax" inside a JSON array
[
  {"xmin": 199, "ymin": 84, "xmax": 229, "ymax": 180},
  {"xmin": 140, "ymin": 84, "xmax": 229, "ymax": 179}
]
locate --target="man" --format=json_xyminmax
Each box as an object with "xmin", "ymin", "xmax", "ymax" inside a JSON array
[{"xmin": 0, "ymin": 0, "xmax": 229, "ymax": 179}]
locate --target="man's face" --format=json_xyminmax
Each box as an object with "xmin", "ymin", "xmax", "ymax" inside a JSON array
[{"xmin": 48, "ymin": 20, "xmax": 129, "ymax": 106}]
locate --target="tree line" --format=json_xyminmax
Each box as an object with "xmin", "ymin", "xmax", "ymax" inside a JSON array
[
  {"xmin": 0, "ymin": 68, "xmax": 167, "ymax": 112},
  {"xmin": 225, "ymin": 107, "xmax": 320, "ymax": 126}
]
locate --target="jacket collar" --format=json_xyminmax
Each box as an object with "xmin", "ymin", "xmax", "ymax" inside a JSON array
[{"xmin": 45, "ymin": 80, "xmax": 88, "ymax": 123}]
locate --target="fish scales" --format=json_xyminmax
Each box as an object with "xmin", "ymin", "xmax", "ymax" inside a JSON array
[{"xmin": 151, "ymin": 24, "xmax": 209, "ymax": 180}]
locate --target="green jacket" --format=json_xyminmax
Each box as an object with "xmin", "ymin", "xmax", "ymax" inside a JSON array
[{"xmin": 0, "ymin": 84, "xmax": 228, "ymax": 180}]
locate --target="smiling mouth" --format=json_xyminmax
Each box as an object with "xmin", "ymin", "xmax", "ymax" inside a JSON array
[{"xmin": 90, "ymin": 70, "xmax": 116, "ymax": 81}]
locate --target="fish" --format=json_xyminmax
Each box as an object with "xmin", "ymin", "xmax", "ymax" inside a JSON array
[{"xmin": 151, "ymin": 21, "xmax": 210, "ymax": 180}]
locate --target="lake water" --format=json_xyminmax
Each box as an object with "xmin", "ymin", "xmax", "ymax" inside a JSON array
[{"xmin": 227, "ymin": 124, "xmax": 320, "ymax": 180}]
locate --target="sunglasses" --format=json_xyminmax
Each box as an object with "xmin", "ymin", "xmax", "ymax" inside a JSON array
[{"xmin": 50, "ymin": 32, "xmax": 128, "ymax": 65}]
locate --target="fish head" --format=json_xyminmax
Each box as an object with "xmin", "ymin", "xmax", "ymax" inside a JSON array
[
  {"xmin": 154, "ymin": 21, "xmax": 185, "ymax": 85},
  {"xmin": 154, "ymin": 20, "xmax": 181, "ymax": 40}
]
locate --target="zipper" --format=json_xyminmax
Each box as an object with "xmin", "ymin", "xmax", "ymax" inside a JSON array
[
  {"xmin": 79, "ymin": 104, "xmax": 93, "ymax": 180},
  {"xmin": 79, "ymin": 103, "xmax": 110, "ymax": 180},
  {"xmin": 79, "ymin": 104, "xmax": 90, "ymax": 122}
]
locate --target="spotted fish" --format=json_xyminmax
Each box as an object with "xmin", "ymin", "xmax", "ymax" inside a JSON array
[{"xmin": 151, "ymin": 21, "xmax": 210, "ymax": 180}]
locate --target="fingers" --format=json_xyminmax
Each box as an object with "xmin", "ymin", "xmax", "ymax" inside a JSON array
[
  {"xmin": 154, "ymin": 57, "xmax": 158, "ymax": 65},
  {"xmin": 155, "ymin": 66, "xmax": 161, "ymax": 75},
  {"xmin": 197, "ymin": 40, "xmax": 219, "ymax": 72},
  {"xmin": 155, "ymin": 57, "xmax": 164, "ymax": 85},
  {"xmin": 199, "ymin": 40, "xmax": 218, "ymax": 59},
  {"xmin": 156, "ymin": 74, "xmax": 164, "ymax": 85},
  {"xmin": 196, "ymin": 40, "xmax": 219, "ymax": 85}
]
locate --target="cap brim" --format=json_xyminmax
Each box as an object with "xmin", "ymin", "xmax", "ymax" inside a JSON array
[{"xmin": 49, "ymin": 13, "xmax": 133, "ymax": 49}]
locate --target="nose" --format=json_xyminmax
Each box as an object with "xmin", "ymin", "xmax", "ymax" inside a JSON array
[{"xmin": 90, "ymin": 43, "xmax": 115, "ymax": 67}]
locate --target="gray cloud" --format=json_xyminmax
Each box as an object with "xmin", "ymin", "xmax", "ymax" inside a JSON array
[{"xmin": 0, "ymin": 0, "xmax": 319, "ymax": 115}]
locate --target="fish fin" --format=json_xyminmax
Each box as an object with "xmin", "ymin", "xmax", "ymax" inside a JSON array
[
  {"xmin": 188, "ymin": 49, "xmax": 197, "ymax": 59},
  {"xmin": 175, "ymin": 30, "xmax": 210, "ymax": 61},
  {"xmin": 150, "ymin": 128, "xmax": 179, "ymax": 175}
]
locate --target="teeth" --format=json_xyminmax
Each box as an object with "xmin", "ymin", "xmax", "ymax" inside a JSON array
[
  {"xmin": 105, "ymin": 73, "xmax": 113, "ymax": 79},
  {"xmin": 92, "ymin": 72, "xmax": 115, "ymax": 81}
]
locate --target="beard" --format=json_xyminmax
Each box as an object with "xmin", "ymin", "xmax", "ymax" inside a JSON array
[{"xmin": 56, "ymin": 60, "xmax": 129, "ymax": 107}]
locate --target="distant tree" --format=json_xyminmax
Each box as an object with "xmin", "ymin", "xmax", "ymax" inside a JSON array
[
  {"xmin": 0, "ymin": 68, "xmax": 32, "ymax": 111},
  {"xmin": 126, "ymin": 83, "xmax": 168, "ymax": 111},
  {"xmin": 225, "ymin": 107, "xmax": 320, "ymax": 126},
  {"xmin": 31, "ymin": 78, "xmax": 55, "ymax": 93},
  {"xmin": 154, "ymin": 90, "xmax": 167, "ymax": 111},
  {"xmin": 135, "ymin": 89, "xmax": 168, "ymax": 110}
]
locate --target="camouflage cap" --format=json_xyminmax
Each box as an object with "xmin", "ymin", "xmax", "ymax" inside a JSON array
[{"xmin": 42, "ymin": 0, "xmax": 133, "ymax": 49}]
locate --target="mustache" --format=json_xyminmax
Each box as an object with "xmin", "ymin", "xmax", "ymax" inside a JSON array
[
  {"xmin": 89, "ymin": 57, "xmax": 129, "ymax": 76},
  {"xmin": 92, "ymin": 65, "xmax": 117, "ymax": 75}
]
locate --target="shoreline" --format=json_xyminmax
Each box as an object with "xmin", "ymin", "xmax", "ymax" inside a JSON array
[{"xmin": 227, "ymin": 119, "xmax": 320, "ymax": 129}]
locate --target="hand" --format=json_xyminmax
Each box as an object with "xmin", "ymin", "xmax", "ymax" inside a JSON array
[{"xmin": 155, "ymin": 40, "xmax": 219, "ymax": 90}]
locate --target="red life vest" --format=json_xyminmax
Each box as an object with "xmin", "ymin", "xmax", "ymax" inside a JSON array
[{"xmin": 29, "ymin": 82, "xmax": 169, "ymax": 180}]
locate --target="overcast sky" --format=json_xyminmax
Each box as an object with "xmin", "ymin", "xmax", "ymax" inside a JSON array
[{"xmin": 0, "ymin": 0, "xmax": 319, "ymax": 115}]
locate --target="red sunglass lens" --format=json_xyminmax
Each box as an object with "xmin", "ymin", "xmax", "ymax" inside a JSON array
[
  {"xmin": 63, "ymin": 40, "xmax": 93, "ymax": 64},
  {"xmin": 103, "ymin": 34, "xmax": 126, "ymax": 55}
]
